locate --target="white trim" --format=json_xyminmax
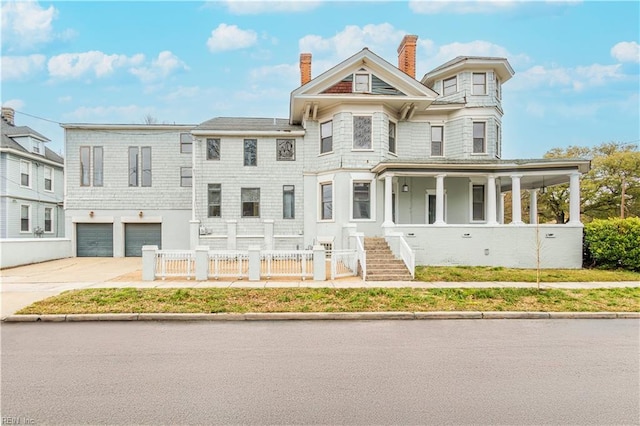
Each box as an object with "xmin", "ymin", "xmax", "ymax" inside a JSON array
[
  {"xmin": 192, "ymin": 130, "xmax": 305, "ymax": 137},
  {"xmin": 469, "ymin": 178, "xmax": 487, "ymax": 224},
  {"xmin": 0, "ymin": 148, "xmax": 63, "ymax": 168},
  {"xmin": 19, "ymin": 160, "xmax": 32, "ymax": 188},
  {"xmin": 20, "ymin": 204, "xmax": 31, "ymax": 233},
  {"xmin": 425, "ymin": 189, "xmax": 447, "ymax": 224},
  {"xmin": 349, "ymin": 172, "xmax": 376, "ymax": 222}
]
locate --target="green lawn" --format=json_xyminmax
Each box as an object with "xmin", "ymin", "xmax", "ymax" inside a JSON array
[
  {"xmin": 17, "ymin": 287, "xmax": 640, "ymax": 315},
  {"xmin": 415, "ymin": 266, "xmax": 640, "ymax": 282}
]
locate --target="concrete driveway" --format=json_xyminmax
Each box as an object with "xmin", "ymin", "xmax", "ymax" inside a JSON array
[{"xmin": 1, "ymin": 258, "xmax": 142, "ymax": 318}]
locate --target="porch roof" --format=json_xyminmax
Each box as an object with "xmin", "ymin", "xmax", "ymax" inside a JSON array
[{"xmin": 372, "ymin": 158, "xmax": 591, "ymax": 190}]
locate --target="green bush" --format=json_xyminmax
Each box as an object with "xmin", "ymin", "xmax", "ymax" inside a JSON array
[{"xmin": 584, "ymin": 218, "xmax": 640, "ymax": 271}]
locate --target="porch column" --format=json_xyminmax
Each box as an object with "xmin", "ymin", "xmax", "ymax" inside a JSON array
[
  {"xmin": 382, "ymin": 174, "xmax": 394, "ymax": 227},
  {"xmin": 568, "ymin": 172, "xmax": 581, "ymax": 224},
  {"xmin": 486, "ymin": 175, "xmax": 498, "ymax": 225},
  {"xmin": 511, "ymin": 174, "xmax": 523, "ymax": 224},
  {"xmin": 499, "ymin": 193, "xmax": 505, "ymax": 224},
  {"xmin": 435, "ymin": 174, "xmax": 446, "ymax": 225},
  {"xmin": 529, "ymin": 189, "xmax": 538, "ymax": 224}
]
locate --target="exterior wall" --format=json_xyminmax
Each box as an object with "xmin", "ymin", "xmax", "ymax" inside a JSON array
[
  {"xmin": 0, "ymin": 238, "xmax": 72, "ymax": 269},
  {"xmin": 194, "ymin": 134, "xmax": 304, "ymax": 250},
  {"xmin": 66, "ymin": 209, "xmax": 191, "ymax": 257},
  {"xmin": 0, "ymin": 151, "xmax": 64, "ymax": 238},
  {"xmin": 395, "ymin": 224, "xmax": 583, "ymax": 268}
]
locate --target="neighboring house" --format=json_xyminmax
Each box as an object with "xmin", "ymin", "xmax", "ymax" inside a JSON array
[
  {"xmin": 1, "ymin": 107, "xmax": 64, "ymax": 239},
  {"xmin": 63, "ymin": 35, "xmax": 589, "ymax": 268}
]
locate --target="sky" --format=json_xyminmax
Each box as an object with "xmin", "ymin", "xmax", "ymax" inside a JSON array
[{"xmin": 1, "ymin": 0, "xmax": 639, "ymax": 159}]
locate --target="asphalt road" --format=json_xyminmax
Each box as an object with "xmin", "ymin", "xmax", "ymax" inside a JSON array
[{"xmin": 2, "ymin": 320, "xmax": 639, "ymax": 425}]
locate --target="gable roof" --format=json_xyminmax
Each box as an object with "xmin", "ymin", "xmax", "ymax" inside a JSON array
[
  {"xmin": 1, "ymin": 119, "xmax": 63, "ymax": 165},
  {"xmin": 290, "ymin": 47, "xmax": 439, "ymax": 124}
]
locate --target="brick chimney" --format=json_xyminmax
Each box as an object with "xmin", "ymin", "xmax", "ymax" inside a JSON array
[
  {"xmin": 1, "ymin": 107, "xmax": 15, "ymax": 125},
  {"xmin": 397, "ymin": 35, "xmax": 418, "ymax": 79},
  {"xmin": 300, "ymin": 53, "xmax": 312, "ymax": 86}
]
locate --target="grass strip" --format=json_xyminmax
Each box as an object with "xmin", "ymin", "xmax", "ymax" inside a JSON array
[
  {"xmin": 16, "ymin": 287, "xmax": 640, "ymax": 315},
  {"xmin": 415, "ymin": 266, "xmax": 640, "ymax": 282}
]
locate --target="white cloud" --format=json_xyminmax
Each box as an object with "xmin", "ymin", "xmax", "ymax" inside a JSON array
[
  {"xmin": 130, "ymin": 51, "xmax": 189, "ymax": 83},
  {"xmin": 48, "ymin": 51, "xmax": 144, "ymax": 79},
  {"xmin": 2, "ymin": 99, "xmax": 25, "ymax": 110},
  {"xmin": 219, "ymin": 0, "xmax": 321, "ymax": 14},
  {"xmin": 611, "ymin": 41, "xmax": 640, "ymax": 63},
  {"xmin": 207, "ymin": 24, "xmax": 258, "ymax": 52},
  {"xmin": 160, "ymin": 86, "xmax": 201, "ymax": 102},
  {"xmin": 249, "ymin": 63, "xmax": 298, "ymax": 82},
  {"xmin": 512, "ymin": 63, "xmax": 624, "ymax": 92},
  {"xmin": 1, "ymin": 1, "xmax": 57, "ymax": 50},
  {"xmin": 420, "ymin": 40, "xmax": 530, "ymax": 74},
  {"xmin": 409, "ymin": 0, "xmax": 518, "ymax": 14},
  {"xmin": 1, "ymin": 54, "xmax": 46, "ymax": 80}
]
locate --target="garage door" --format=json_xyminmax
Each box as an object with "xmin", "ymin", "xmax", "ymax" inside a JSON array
[
  {"xmin": 125, "ymin": 223, "xmax": 161, "ymax": 257},
  {"xmin": 76, "ymin": 223, "xmax": 114, "ymax": 257}
]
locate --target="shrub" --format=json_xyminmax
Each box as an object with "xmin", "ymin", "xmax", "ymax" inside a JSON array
[{"xmin": 584, "ymin": 218, "xmax": 640, "ymax": 271}]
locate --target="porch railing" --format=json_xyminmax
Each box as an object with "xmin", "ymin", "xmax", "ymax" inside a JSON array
[
  {"xmin": 208, "ymin": 250, "xmax": 249, "ymax": 280},
  {"xmin": 156, "ymin": 250, "xmax": 195, "ymax": 280},
  {"xmin": 262, "ymin": 250, "xmax": 313, "ymax": 280},
  {"xmin": 330, "ymin": 249, "xmax": 359, "ymax": 279}
]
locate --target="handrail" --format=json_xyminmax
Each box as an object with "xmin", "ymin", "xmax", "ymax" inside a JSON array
[
  {"xmin": 355, "ymin": 234, "xmax": 367, "ymax": 280},
  {"xmin": 398, "ymin": 235, "xmax": 415, "ymax": 279}
]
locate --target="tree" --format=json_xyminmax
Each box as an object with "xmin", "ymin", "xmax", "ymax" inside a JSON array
[
  {"xmin": 538, "ymin": 142, "xmax": 640, "ymax": 222},
  {"xmin": 143, "ymin": 114, "xmax": 158, "ymax": 124}
]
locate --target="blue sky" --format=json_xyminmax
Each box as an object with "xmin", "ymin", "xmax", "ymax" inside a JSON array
[{"xmin": 2, "ymin": 0, "xmax": 639, "ymax": 158}]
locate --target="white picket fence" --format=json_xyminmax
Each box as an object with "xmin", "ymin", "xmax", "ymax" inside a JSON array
[
  {"xmin": 330, "ymin": 249, "xmax": 359, "ymax": 279},
  {"xmin": 208, "ymin": 250, "xmax": 249, "ymax": 280},
  {"xmin": 156, "ymin": 250, "xmax": 195, "ymax": 280},
  {"xmin": 263, "ymin": 250, "xmax": 314, "ymax": 279}
]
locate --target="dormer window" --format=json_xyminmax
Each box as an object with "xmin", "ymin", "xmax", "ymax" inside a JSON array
[
  {"xmin": 354, "ymin": 73, "xmax": 370, "ymax": 92},
  {"xmin": 32, "ymin": 141, "xmax": 40, "ymax": 154},
  {"xmin": 443, "ymin": 76, "xmax": 457, "ymax": 96},
  {"xmin": 472, "ymin": 73, "xmax": 487, "ymax": 95}
]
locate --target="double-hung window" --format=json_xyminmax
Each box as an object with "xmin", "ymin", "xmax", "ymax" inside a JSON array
[
  {"xmin": 80, "ymin": 147, "xmax": 91, "ymax": 186},
  {"xmin": 241, "ymin": 188, "xmax": 260, "ymax": 217},
  {"xmin": 472, "ymin": 73, "xmax": 486, "ymax": 95},
  {"xmin": 353, "ymin": 116, "xmax": 372, "ymax": 150},
  {"xmin": 180, "ymin": 167, "xmax": 192, "ymax": 187},
  {"xmin": 473, "ymin": 122, "xmax": 486, "ymax": 154},
  {"xmin": 180, "ymin": 133, "xmax": 192, "ymax": 154},
  {"xmin": 44, "ymin": 207, "xmax": 53, "ymax": 232},
  {"xmin": 431, "ymin": 126, "xmax": 444, "ymax": 157},
  {"xmin": 320, "ymin": 121, "xmax": 333, "ymax": 154},
  {"xmin": 321, "ymin": 183, "xmax": 332, "ymax": 220},
  {"xmin": 388, "ymin": 122, "xmax": 396, "ymax": 154},
  {"xmin": 354, "ymin": 73, "xmax": 370, "ymax": 92},
  {"xmin": 352, "ymin": 182, "xmax": 371, "ymax": 219},
  {"xmin": 472, "ymin": 184, "xmax": 485, "ymax": 221},
  {"xmin": 443, "ymin": 76, "xmax": 457, "ymax": 96},
  {"xmin": 129, "ymin": 147, "xmax": 152, "ymax": 187},
  {"xmin": 244, "ymin": 139, "xmax": 257, "ymax": 166},
  {"xmin": 20, "ymin": 205, "xmax": 30, "ymax": 232},
  {"xmin": 44, "ymin": 166, "xmax": 53, "ymax": 191},
  {"xmin": 207, "ymin": 138, "xmax": 220, "ymax": 160},
  {"xmin": 20, "ymin": 160, "xmax": 30, "ymax": 187},
  {"xmin": 283, "ymin": 185, "xmax": 295, "ymax": 219},
  {"xmin": 208, "ymin": 184, "xmax": 221, "ymax": 217}
]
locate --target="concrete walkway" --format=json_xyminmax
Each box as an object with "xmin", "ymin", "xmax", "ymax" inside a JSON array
[{"xmin": 1, "ymin": 258, "xmax": 638, "ymax": 319}]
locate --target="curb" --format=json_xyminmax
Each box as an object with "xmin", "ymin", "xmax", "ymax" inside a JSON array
[{"xmin": 3, "ymin": 311, "xmax": 639, "ymax": 322}]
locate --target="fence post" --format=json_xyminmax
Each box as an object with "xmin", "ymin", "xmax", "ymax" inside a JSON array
[
  {"xmin": 142, "ymin": 245, "xmax": 158, "ymax": 281},
  {"xmin": 195, "ymin": 246, "xmax": 209, "ymax": 281},
  {"xmin": 248, "ymin": 245, "xmax": 261, "ymax": 281},
  {"xmin": 313, "ymin": 245, "xmax": 326, "ymax": 281}
]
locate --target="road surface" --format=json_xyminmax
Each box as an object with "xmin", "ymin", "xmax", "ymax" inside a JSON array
[{"xmin": 2, "ymin": 320, "xmax": 638, "ymax": 425}]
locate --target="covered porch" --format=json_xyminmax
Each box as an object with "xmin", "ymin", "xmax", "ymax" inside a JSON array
[{"xmin": 371, "ymin": 159, "xmax": 591, "ymax": 269}]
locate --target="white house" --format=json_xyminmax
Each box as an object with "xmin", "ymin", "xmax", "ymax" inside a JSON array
[
  {"xmin": 63, "ymin": 35, "xmax": 589, "ymax": 271},
  {"xmin": 1, "ymin": 107, "xmax": 64, "ymax": 239}
]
